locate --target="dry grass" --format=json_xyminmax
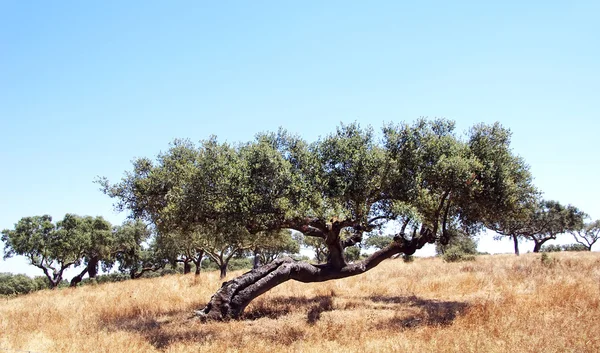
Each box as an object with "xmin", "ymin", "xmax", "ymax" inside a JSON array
[{"xmin": 2, "ymin": 252, "xmax": 600, "ymax": 352}]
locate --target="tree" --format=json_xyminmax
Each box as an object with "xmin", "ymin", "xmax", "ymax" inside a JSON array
[
  {"xmin": 301, "ymin": 235, "xmax": 329, "ymax": 263},
  {"xmin": 570, "ymin": 220, "xmax": 600, "ymax": 251},
  {"xmin": 435, "ymin": 231, "xmax": 478, "ymax": 256},
  {"xmin": 1, "ymin": 215, "xmax": 89, "ymax": 289},
  {"xmin": 526, "ymin": 200, "xmax": 586, "ymax": 252},
  {"xmin": 251, "ymin": 229, "xmax": 300, "ymax": 269},
  {"xmin": 101, "ymin": 119, "xmax": 535, "ymax": 320},
  {"xmin": 156, "ymin": 229, "xmax": 205, "ymax": 275},
  {"xmin": 68, "ymin": 216, "xmax": 113, "ymax": 287},
  {"xmin": 110, "ymin": 220, "xmax": 166, "ymax": 279}
]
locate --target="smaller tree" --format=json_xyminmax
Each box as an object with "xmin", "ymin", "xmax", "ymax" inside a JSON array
[
  {"xmin": 69, "ymin": 216, "xmax": 114, "ymax": 287},
  {"xmin": 570, "ymin": 220, "xmax": 600, "ymax": 251},
  {"xmin": 435, "ymin": 230, "xmax": 478, "ymax": 256},
  {"xmin": 527, "ymin": 201, "xmax": 586, "ymax": 253},
  {"xmin": 111, "ymin": 220, "xmax": 166, "ymax": 279},
  {"xmin": 2, "ymin": 215, "xmax": 87, "ymax": 289},
  {"xmin": 156, "ymin": 230, "xmax": 205, "ymax": 275},
  {"xmin": 251, "ymin": 229, "xmax": 300, "ymax": 268}
]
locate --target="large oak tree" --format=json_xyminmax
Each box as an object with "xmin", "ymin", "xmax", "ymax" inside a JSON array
[{"xmin": 100, "ymin": 119, "xmax": 535, "ymax": 320}]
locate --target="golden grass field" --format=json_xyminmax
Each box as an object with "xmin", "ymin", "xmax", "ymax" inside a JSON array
[{"xmin": 1, "ymin": 251, "xmax": 600, "ymax": 353}]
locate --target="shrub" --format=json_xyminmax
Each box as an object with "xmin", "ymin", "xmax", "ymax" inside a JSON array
[
  {"xmin": 0, "ymin": 273, "xmax": 37, "ymax": 296},
  {"xmin": 443, "ymin": 248, "xmax": 476, "ymax": 263},
  {"xmin": 541, "ymin": 253, "xmax": 559, "ymax": 268}
]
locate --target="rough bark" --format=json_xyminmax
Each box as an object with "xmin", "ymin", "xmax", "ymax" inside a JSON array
[
  {"xmin": 512, "ymin": 235, "xmax": 520, "ymax": 256},
  {"xmin": 196, "ymin": 233, "xmax": 432, "ymax": 321}
]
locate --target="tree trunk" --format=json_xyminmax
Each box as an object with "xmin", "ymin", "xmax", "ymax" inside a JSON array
[
  {"xmin": 183, "ymin": 261, "xmax": 192, "ymax": 274},
  {"xmin": 219, "ymin": 264, "xmax": 228, "ymax": 279},
  {"xmin": 532, "ymin": 240, "xmax": 542, "ymax": 253},
  {"xmin": 197, "ymin": 234, "xmax": 431, "ymax": 321},
  {"xmin": 69, "ymin": 267, "xmax": 89, "ymax": 287},
  {"xmin": 193, "ymin": 250, "xmax": 204, "ymax": 275},
  {"xmin": 194, "ymin": 259, "xmax": 202, "ymax": 275},
  {"xmin": 512, "ymin": 235, "xmax": 520, "ymax": 256},
  {"xmin": 87, "ymin": 257, "xmax": 99, "ymax": 279}
]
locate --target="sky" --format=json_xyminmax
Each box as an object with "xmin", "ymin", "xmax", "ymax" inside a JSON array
[{"xmin": 1, "ymin": 1, "xmax": 599, "ymax": 276}]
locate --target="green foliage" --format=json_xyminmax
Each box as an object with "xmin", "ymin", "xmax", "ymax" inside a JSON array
[
  {"xmin": 436, "ymin": 232, "xmax": 478, "ymax": 256},
  {"xmin": 570, "ymin": 219, "xmax": 600, "ymax": 251},
  {"xmin": 1, "ymin": 214, "xmax": 113, "ymax": 288},
  {"xmin": 365, "ymin": 235, "xmax": 394, "ymax": 250},
  {"xmin": 110, "ymin": 220, "xmax": 166, "ymax": 279},
  {"xmin": 100, "ymin": 119, "xmax": 537, "ymax": 270},
  {"xmin": 491, "ymin": 198, "xmax": 586, "ymax": 253},
  {"xmin": 541, "ymin": 243, "xmax": 588, "ymax": 252},
  {"xmin": 0, "ymin": 273, "xmax": 36, "ymax": 296},
  {"xmin": 343, "ymin": 246, "xmax": 361, "ymax": 262},
  {"xmin": 540, "ymin": 253, "xmax": 559, "ymax": 268},
  {"xmin": 442, "ymin": 248, "xmax": 476, "ymax": 263}
]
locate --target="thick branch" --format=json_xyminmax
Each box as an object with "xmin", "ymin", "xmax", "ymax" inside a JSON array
[{"xmin": 197, "ymin": 229, "xmax": 435, "ymax": 320}]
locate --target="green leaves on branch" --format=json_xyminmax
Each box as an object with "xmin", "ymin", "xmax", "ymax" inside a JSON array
[{"xmin": 100, "ymin": 119, "xmax": 537, "ymax": 263}]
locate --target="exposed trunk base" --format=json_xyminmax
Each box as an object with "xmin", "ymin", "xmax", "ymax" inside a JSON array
[
  {"xmin": 513, "ymin": 235, "xmax": 520, "ymax": 256},
  {"xmin": 197, "ymin": 234, "xmax": 431, "ymax": 321}
]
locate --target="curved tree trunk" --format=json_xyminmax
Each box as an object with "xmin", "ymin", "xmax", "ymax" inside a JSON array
[
  {"xmin": 69, "ymin": 267, "xmax": 88, "ymax": 288},
  {"xmin": 532, "ymin": 238, "xmax": 552, "ymax": 252},
  {"xmin": 512, "ymin": 235, "xmax": 520, "ymax": 256},
  {"xmin": 196, "ymin": 235, "xmax": 430, "ymax": 321}
]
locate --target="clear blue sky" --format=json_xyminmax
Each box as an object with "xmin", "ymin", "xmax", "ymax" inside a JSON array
[{"xmin": 1, "ymin": 1, "xmax": 599, "ymax": 275}]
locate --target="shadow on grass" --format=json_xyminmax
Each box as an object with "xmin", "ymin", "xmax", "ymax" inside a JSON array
[
  {"xmin": 370, "ymin": 295, "xmax": 469, "ymax": 329},
  {"xmin": 105, "ymin": 310, "xmax": 217, "ymax": 350},
  {"xmin": 244, "ymin": 294, "xmax": 335, "ymax": 324},
  {"xmin": 104, "ymin": 294, "xmax": 469, "ymax": 350}
]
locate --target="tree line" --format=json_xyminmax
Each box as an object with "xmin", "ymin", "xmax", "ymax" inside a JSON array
[
  {"xmin": 2, "ymin": 119, "xmax": 599, "ymax": 318},
  {"xmin": 1, "ymin": 215, "xmax": 304, "ymax": 290}
]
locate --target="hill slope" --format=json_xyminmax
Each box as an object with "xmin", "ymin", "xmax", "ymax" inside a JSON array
[{"xmin": 2, "ymin": 252, "xmax": 600, "ymax": 352}]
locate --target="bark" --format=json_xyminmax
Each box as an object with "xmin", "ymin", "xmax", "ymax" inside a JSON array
[
  {"xmin": 193, "ymin": 250, "xmax": 204, "ymax": 275},
  {"xmin": 69, "ymin": 267, "xmax": 89, "ymax": 287},
  {"xmin": 87, "ymin": 257, "xmax": 99, "ymax": 279},
  {"xmin": 532, "ymin": 237, "xmax": 554, "ymax": 253},
  {"xmin": 194, "ymin": 259, "xmax": 202, "ymax": 275},
  {"xmin": 219, "ymin": 264, "xmax": 228, "ymax": 279},
  {"xmin": 183, "ymin": 261, "xmax": 192, "ymax": 274},
  {"xmin": 196, "ymin": 233, "xmax": 433, "ymax": 321},
  {"xmin": 512, "ymin": 235, "xmax": 520, "ymax": 256}
]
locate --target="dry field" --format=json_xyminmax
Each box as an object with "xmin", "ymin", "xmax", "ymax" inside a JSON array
[{"xmin": 1, "ymin": 252, "xmax": 600, "ymax": 353}]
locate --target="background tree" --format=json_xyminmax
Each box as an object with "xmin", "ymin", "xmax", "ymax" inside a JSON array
[
  {"xmin": 156, "ymin": 229, "xmax": 205, "ymax": 275},
  {"xmin": 251, "ymin": 229, "xmax": 300, "ymax": 268},
  {"xmin": 69, "ymin": 216, "xmax": 113, "ymax": 287},
  {"xmin": 526, "ymin": 200, "xmax": 585, "ymax": 253},
  {"xmin": 2, "ymin": 215, "xmax": 88, "ymax": 289},
  {"xmin": 570, "ymin": 219, "xmax": 600, "ymax": 251},
  {"xmin": 435, "ymin": 231, "xmax": 478, "ymax": 255},
  {"xmin": 111, "ymin": 220, "xmax": 166, "ymax": 279},
  {"xmin": 101, "ymin": 119, "xmax": 535, "ymax": 320}
]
